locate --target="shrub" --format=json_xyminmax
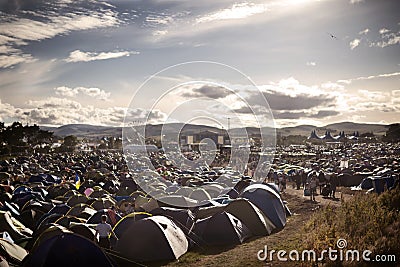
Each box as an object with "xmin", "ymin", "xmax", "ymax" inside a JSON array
[{"xmin": 303, "ymin": 186, "xmax": 400, "ymax": 266}]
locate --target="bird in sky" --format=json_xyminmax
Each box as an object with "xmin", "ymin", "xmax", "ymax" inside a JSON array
[{"xmin": 327, "ymin": 32, "xmax": 338, "ymax": 39}]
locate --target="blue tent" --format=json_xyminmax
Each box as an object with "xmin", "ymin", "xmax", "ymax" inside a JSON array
[{"xmin": 240, "ymin": 184, "xmax": 287, "ymax": 230}]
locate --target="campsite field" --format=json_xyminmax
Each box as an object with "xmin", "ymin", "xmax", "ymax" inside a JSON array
[{"xmin": 167, "ymin": 187, "xmax": 354, "ymax": 267}]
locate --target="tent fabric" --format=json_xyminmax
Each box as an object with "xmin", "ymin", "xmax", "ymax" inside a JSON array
[
  {"xmin": 31, "ymin": 225, "xmax": 71, "ymax": 253},
  {"xmin": 35, "ymin": 213, "xmax": 64, "ymax": 234},
  {"xmin": 69, "ymin": 223, "xmax": 96, "ymax": 240},
  {"xmin": 115, "ymin": 215, "xmax": 188, "ymax": 262},
  {"xmin": 195, "ymin": 205, "xmax": 226, "ymax": 220},
  {"xmin": 192, "ymin": 211, "xmax": 251, "ymax": 247},
  {"xmin": 22, "ymin": 233, "xmax": 114, "ymax": 267},
  {"xmin": 240, "ymin": 184, "xmax": 287, "ymax": 230},
  {"xmin": 113, "ymin": 212, "xmax": 152, "ymax": 238},
  {"xmin": 90, "ymin": 198, "xmax": 116, "ymax": 211},
  {"xmin": 189, "ymin": 189, "xmax": 212, "ymax": 202},
  {"xmin": 48, "ymin": 204, "xmax": 70, "ymax": 216},
  {"xmin": 0, "ymin": 238, "xmax": 28, "ymax": 265},
  {"xmin": 157, "ymin": 195, "xmax": 198, "ymax": 208},
  {"xmin": 224, "ymin": 198, "xmax": 276, "ymax": 236},
  {"xmin": 86, "ymin": 209, "xmax": 122, "ymax": 225},
  {"xmin": 150, "ymin": 207, "xmax": 195, "ymax": 235},
  {"xmin": 0, "ymin": 211, "xmax": 31, "ymax": 241},
  {"xmin": 66, "ymin": 195, "xmax": 89, "ymax": 207},
  {"xmin": 19, "ymin": 208, "xmax": 45, "ymax": 230}
]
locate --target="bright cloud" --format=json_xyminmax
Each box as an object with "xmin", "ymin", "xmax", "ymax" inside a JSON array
[
  {"xmin": 337, "ymin": 71, "xmax": 400, "ymax": 84},
  {"xmin": 358, "ymin": 28, "xmax": 369, "ymax": 35},
  {"xmin": 0, "ymin": 53, "xmax": 36, "ymax": 68},
  {"xmin": 379, "ymin": 28, "xmax": 390, "ymax": 34},
  {"xmin": 54, "ymin": 86, "xmax": 111, "ymax": 101},
  {"xmin": 0, "ymin": 3, "xmax": 122, "ymax": 68},
  {"xmin": 370, "ymin": 31, "xmax": 400, "ymax": 48},
  {"xmin": 350, "ymin": 0, "xmax": 364, "ymax": 4},
  {"xmin": 65, "ymin": 50, "xmax": 137, "ymax": 63},
  {"xmin": 196, "ymin": 2, "xmax": 268, "ymax": 23},
  {"xmin": 0, "ymin": 97, "xmax": 166, "ymax": 126},
  {"xmin": 349, "ymin": 38, "xmax": 361, "ymax": 49},
  {"xmin": 306, "ymin": 61, "xmax": 316, "ymax": 66}
]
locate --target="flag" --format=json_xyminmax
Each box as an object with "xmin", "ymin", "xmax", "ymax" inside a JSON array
[{"xmin": 75, "ymin": 172, "xmax": 81, "ymax": 190}]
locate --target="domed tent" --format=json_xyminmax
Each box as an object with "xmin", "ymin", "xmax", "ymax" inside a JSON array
[
  {"xmin": 0, "ymin": 238, "xmax": 28, "ymax": 266},
  {"xmin": 150, "ymin": 207, "xmax": 195, "ymax": 235},
  {"xmin": 0, "ymin": 211, "xmax": 32, "ymax": 241},
  {"xmin": 30, "ymin": 224, "xmax": 71, "ymax": 253},
  {"xmin": 48, "ymin": 204, "xmax": 70, "ymax": 216},
  {"xmin": 224, "ymin": 198, "xmax": 275, "ymax": 236},
  {"xmin": 157, "ymin": 195, "xmax": 198, "ymax": 208},
  {"xmin": 113, "ymin": 212, "xmax": 152, "ymax": 238},
  {"xmin": 115, "ymin": 215, "xmax": 188, "ymax": 262},
  {"xmin": 69, "ymin": 223, "xmax": 96, "ymax": 240},
  {"xmin": 86, "ymin": 209, "xmax": 122, "ymax": 225},
  {"xmin": 240, "ymin": 184, "xmax": 286, "ymax": 230},
  {"xmin": 66, "ymin": 194, "xmax": 89, "ymax": 207},
  {"xmin": 189, "ymin": 188, "xmax": 212, "ymax": 202},
  {"xmin": 22, "ymin": 233, "xmax": 114, "ymax": 267},
  {"xmin": 90, "ymin": 197, "xmax": 116, "ymax": 211},
  {"xmin": 192, "ymin": 211, "xmax": 251, "ymax": 247},
  {"xmin": 34, "ymin": 213, "xmax": 64, "ymax": 234}
]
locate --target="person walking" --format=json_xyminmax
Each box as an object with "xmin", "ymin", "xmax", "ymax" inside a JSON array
[
  {"xmin": 95, "ymin": 215, "xmax": 118, "ymax": 249},
  {"xmin": 330, "ymin": 172, "xmax": 338, "ymax": 199},
  {"xmin": 310, "ymin": 173, "xmax": 317, "ymax": 202}
]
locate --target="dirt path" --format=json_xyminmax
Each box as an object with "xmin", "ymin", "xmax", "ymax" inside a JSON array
[
  {"xmin": 166, "ymin": 186, "xmax": 354, "ymax": 267},
  {"xmin": 282, "ymin": 185, "xmax": 352, "ymax": 207},
  {"xmin": 168, "ymin": 186, "xmax": 351, "ymax": 266}
]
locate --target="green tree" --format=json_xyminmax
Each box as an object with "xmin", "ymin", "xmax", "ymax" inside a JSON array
[
  {"xmin": 0, "ymin": 122, "xmax": 54, "ymax": 154},
  {"xmin": 383, "ymin": 123, "xmax": 400, "ymax": 142},
  {"xmin": 56, "ymin": 135, "xmax": 78, "ymax": 152}
]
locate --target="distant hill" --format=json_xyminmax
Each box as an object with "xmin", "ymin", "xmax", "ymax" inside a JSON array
[
  {"xmin": 277, "ymin": 122, "xmax": 388, "ymax": 137},
  {"xmin": 43, "ymin": 121, "xmax": 389, "ymax": 138},
  {"xmin": 42, "ymin": 124, "xmax": 122, "ymax": 138}
]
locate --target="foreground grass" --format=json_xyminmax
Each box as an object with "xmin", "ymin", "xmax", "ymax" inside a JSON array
[{"xmin": 303, "ymin": 186, "xmax": 400, "ymax": 266}]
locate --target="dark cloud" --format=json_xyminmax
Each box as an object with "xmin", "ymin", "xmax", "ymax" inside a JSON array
[
  {"xmin": 263, "ymin": 91, "xmax": 335, "ymax": 111},
  {"xmin": 181, "ymin": 85, "xmax": 231, "ymax": 99},
  {"xmin": 272, "ymin": 110, "xmax": 340, "ymax": 120},
  {"xmin": 232, "ymin": 105, "xmax": 253, "ymax": 114},
  {"xmin": 273, "ymin": 111, "xmax": 307, "ymax": 119},
  {"xmin": 308, "ymin": 110, "xmax": 340, "ymax": 118}
]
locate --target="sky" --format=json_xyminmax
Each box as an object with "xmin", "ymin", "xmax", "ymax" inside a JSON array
[{"xmin": 0, "ymin": 0, "xmax": 399, "ymax": 129}]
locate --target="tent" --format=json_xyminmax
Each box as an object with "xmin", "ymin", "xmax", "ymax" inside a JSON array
[
  {"xmin": 0, "ymin": 238, "xmax": 28, "ymax": 266},
  {"xmin": 189, "ymin": 188, "xmax": 212, "ymax": 202},
  {"xmin": 35, "ymin": 213, "xmax": 64, "ymax": 234},
  {"xmin": 157, "ymin": 195, "xmax": 198, "ymax": 208},
  {"xmin": 69, "ymin": 223, "xmax": 96, "ymax": 240},
  {"xmin": 150, "ymin": 207, "xmax": 195, "ymax": 235},
  {"xmin": 48, "ymin": 204, "xmax": 70, "ymax": 216},
  {"xmin": 86, "ymin": 209, "xmax": 122, "ymax": 225},
  {"xmin": 22, "ymin": 233, "xmax": 114, "ymax": 267},
  {"xmin": 66, "ymin": 194, "xmax": 89, "ymax": 207},
  {"xmin": 113, "ymin": 212, "xmax": 152, "ymax": 238},
  {"xmin": 0, "ymin": 211, "xmax": 32, "ymax": 241},
  {"xmin": 192, "ymin": 211, "xmax": 251, "ymax": 246},
  {"xmin": 115, "ymin": 215, "xmax": 188, "ymax": 262},
  {"xmin": 224, "ymin": 198, "xmax": 275, "ymax": 236},
  {"xmin": 90, "ymin": 198, "xmax": 116, "ymax": 211},
  {"xmin": 240, "ymin": 184, "xmax": 287, "ymax": 230},
  {"xmin": 30, "ymin": 224, "xmax": 71, "ymax": 253}
]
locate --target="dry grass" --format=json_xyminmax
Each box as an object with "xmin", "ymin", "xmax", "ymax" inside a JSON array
[{"xmin": 303, "ymin": 186, "xmax": 400, "ymax": 266}]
